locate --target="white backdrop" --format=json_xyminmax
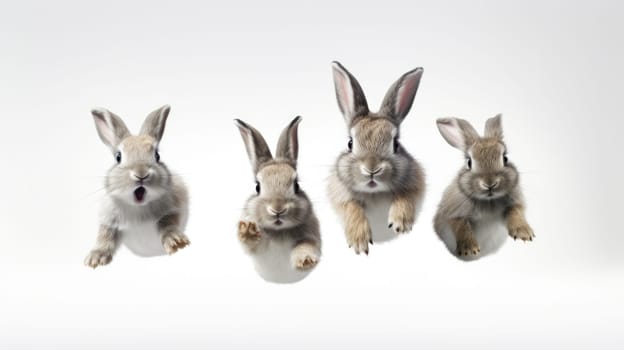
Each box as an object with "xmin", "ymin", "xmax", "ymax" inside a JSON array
[{"xmin": 1, "ymin": 0, "xmax": 623, "ymax": 348}]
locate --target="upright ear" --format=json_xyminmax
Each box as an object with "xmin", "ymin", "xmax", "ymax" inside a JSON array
[
  {"xmin": 436, "ymin": 118, "xmax": 480, "ymax": 151},
  {"xmin": 276, "ymin": 116, "xmax": 302, "ymax": 165},
  {"xmin": 484, "ymin": 114, "xmax": 503, "ymax": 139},
  {"xmin": 331, "ymin": 61, "xmax": 369, "ymax": 124},
  {"xmin": 379, "ymin": 67, "xmax": 423, "ymax": 124},
  {"xmin": 91, "ymin": 108, "xmax": 131, "ymax": 149},
  {"xmin": 234, "ymin": 119, "xmax": 273, "ymax": 173},
  {"xmin": 140, "ymin": 105, "xmax": 171, "ymax": 142}
]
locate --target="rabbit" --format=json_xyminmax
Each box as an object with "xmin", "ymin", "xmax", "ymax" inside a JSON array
[
  {"xmin": 327, "ymin": 61, "xmax": 426, "ymax": 255},
  {"xmin": 84, "ymin": 105, "xmax": 190, "ymax": 268},
  {"xmin": 434, "ymin": 114, "xmax": 535, "ymax": 261},
  {"xmin": 235, "ymin": 116, "xmax": 321, "ymax": 283}
]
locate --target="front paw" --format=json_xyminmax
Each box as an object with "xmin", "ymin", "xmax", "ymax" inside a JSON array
[
  {"xmin": 346, "ymin": 221, "xmax": 372, "ymax": 255},
  {"xmin": 509, "ymin": 224, "xmax": 535, "ymax": 242},
  {"xmin": 162, "ymin": 232, "xmax": 190, "ymax": 254},
  {"xmin": 84, "ymin": 249, "xmax": 113, "ymax": 268},
  {"xmin": 388, "ymin": 202, "xmax": 415, "ymax": 234},
  {"xmin": 293, "ymin": 253, "xmax": 319, "ymax": 271},
  {"xmin": 456, "ymin": 238, "xmax": 481, "ymax": 257},
  {"xmin": 238, "ymin": 221, "xmax": 262, "ymax": 245}
]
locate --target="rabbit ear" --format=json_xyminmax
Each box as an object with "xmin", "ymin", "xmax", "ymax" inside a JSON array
[
  {"xmin": 91, "ymin": 108, "xmax": 131, "ymax": 148},
  {"xmin": 484, "ymin": 114, "xmax": 503, "ymax": 140},
  {"xmin": 331, "ymin": 61, "xmax": 369, "ymax": 124},
  {"xmin": 275, "ymin": 116, "xmax": 302, "ymax": 165},
  {"xmin": 234, "ymin": 119, "xmax": 273, "ymax": 173},
  {"xmin": 379, "ymin": 68, "xmax": 423, "ymax": 124},
  {"xmin": 436, "ymin": 117, "xmax": 480, "ymax": 151},
  {"xmin": 140, "ymin": 105, "xmax": 171, "ymax": 142}
]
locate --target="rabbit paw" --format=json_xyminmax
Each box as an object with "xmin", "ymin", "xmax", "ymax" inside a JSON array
[
  {"xmin": 84, "ymin": 249, "xmax": 113, "ymax": 268},
  {"xmin": 388, "ymin": 201, "xmax": 415, "ymax": 234},
  {"xmin": 238, "ymin": 221, "xmax": 262, "ymax": 244},
  {"xmin": 291, "ymin": 244, "xmax": 320, "ymax": 271},
  {"xmin": 162, "ymin": 232, "xmax": 190, "ymax": 254},
  {"xmin": 456, "ymin": 238, "xmax": 481, "ymax": 257},
  {"xmin": 509, "ymin": 224, "xmax": 535, "ymax": 242},
  {"xmin": 346, "ymin": 221, "xmax": 372, "ymax": 255}
]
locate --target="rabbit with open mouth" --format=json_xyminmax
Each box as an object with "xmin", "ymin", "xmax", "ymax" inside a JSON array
[{"xmin": 84, "ymin": 105, "xmax": 190, "ymax": 268}]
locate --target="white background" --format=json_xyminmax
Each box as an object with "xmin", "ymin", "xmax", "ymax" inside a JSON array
[{"xmin": 1, "ymin": 0, "xmax": 623, "ymax": 348}]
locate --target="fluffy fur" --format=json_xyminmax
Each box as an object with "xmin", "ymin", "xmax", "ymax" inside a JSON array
[
  {"xmin": 84, "ymin": 105, "xmax": 190, "ymax": 268},
  {"xmin": 434, "ymin": 114, "xmax": 535, "ymax": 261},
  {"xmin": 327, "ymin": 61, "xmax": 426, "ymax": 255},
  {"xmin": 235, "ymin": 116, "xmax": 321, "ymax": 283}
]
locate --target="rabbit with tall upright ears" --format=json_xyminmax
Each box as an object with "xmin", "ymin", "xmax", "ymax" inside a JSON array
[
  {"xmin": 235, "ymin": 116, "xmax": 321, "ymax": 284},
  {"xmin": 84, "ymin": 105, "xmax": 190, "ymax": 268},
  {"xmin": 434, "ymin": 114, "xmax": 535, "ymax": 261},
  {"xmin": 327, "ymin": 62, "xmax": 426, "ymax": 255}
]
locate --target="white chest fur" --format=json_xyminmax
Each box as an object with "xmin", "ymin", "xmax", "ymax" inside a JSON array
[
  {"xmin": 118, "ymin": 220, "xmax": 166, "ymax": 257},
  {"xmin": 251, "ymin": 237, "xmax": 310, "ymax": 284},
  {"xmin": 438, "ymin": 209, "xmax": 508, "ymax": 261},
  {"xmin": 365, "ymin": 196, "xmax": 396, "ymax": 243}
]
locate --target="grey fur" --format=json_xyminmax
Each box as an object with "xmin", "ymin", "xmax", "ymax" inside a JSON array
[
  {"xmin": 235, "ymin": 117, "xmax": 321, "ymax": 283},
  {"xmin": 85, "ymin": 106, "xmax": 190, "ymax": 268},
  {"xmin": 434, "ymin": 114, "xmax": 534, "ymax": 261},
  {"xmin": 328, "ymin": 62, "xmax": 426, "ymax": 255}
]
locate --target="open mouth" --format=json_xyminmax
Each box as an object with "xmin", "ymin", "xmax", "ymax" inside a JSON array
[
  {"xmin": 367, "ymin": 180, "xmax": 377, "ymax": 188},
  {"xmin": 134, "ymin": 186, "xmax": 146, "ymax": 202},
  {"xmin": 274, "ymin": 219, "xmax": 283, "ymax": 226}
]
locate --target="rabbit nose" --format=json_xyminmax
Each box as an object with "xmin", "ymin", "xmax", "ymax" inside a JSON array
[
  {"xmin": 480, "ymin": 180, "xmax": 499, "ymax": 191},
  {"xmin": 360, "ymin": 165, "xmax": 383, "ymax": 176},
  {"xmin": 267, "ymin": 207, "xmax": 287, "ymax": 216}
]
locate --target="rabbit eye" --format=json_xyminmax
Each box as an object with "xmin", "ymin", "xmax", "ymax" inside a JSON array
[
  {"xmin": 255, "ymin": 181, "xmax": 260, "ymax": 195},
  {"xmin": 155, "ymin": 150, "xmax": 161, "ymax": 162},
  {"xmin": 347, "ymin": 137, "xmax": 353, "ymax": 151},
  {"xmin": 294, "ymin": 181, "xmax": 300, "ymax": 194},
  {"xmin": 393, "ymin": 137, "xmax": 399, "ymax": 153},
  {"xmin": 503, "ymin": 154, "xmax": 508, "ymax": 166},
  {"xmin": 466, "ymin": 157, "xmax": 472, "ymax": 169},
  {"xmin": 115, "ymin": 151, "xmax": 121, "ymax": 164}
]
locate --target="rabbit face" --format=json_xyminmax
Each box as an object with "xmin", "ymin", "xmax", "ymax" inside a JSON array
[
  {"xmin": 437, "ymin": 114, "xmax": 520, "ymax": 201},
  {"xmin": 459, "ymin": 138, "xmax": 519, "ymax": 200},
  {"xmin": 343, "ymin": 117, "xmax": 398, "ymax": 193},
  {"xmin": 107, "ymin": 135, "xmax": 170, "ymax": 206},
  {"xmin": 247, "ymin": 162, "xmax": 311, "ymax": 230}
]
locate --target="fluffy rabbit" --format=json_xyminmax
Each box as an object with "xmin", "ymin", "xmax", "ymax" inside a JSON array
[
  {"xmin": 434, "ymin": 114, "xmax": 535, "ymax": 261},
  {"xmin": 84, "ymin": 105, "xmax": 190, "ymax": 268},
  {"xmin": 235, "ymin": 116, "xmax": 321, "ymax": 283},
  {"xmin": 327, "ymin": 62, "xmax": 426, "ymax": 255}
]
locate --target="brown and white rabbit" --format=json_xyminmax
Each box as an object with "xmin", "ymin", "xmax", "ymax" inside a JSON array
[
  {"xmin": 84, "ymin": 105, "xmax": 190, "ymax": 268},
  {"xmin": 235, "ymin": 116, "xmax": 321, "ymax": 283},
  {"xmin": 327, "ymin": 62, "xmax": 426, "ymax": 255},
  {"xmin": 434, "ymin": 114, "xmax": 534, "ymax": 261}
]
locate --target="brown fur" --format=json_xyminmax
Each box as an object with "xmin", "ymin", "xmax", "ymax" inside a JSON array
[
  {"xmin": 505, "ymin": 205, "xmax": 535, "ymax": 241},
  {"xmin": 342, "ymin": 200, "xmax": 373, "ymax": 254}
]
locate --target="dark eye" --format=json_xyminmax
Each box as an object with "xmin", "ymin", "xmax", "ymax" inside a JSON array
[
  {"xmin": 155, "ymin": 150, "xmax": 160, "ymax": 162},
  {"xmin": 115, "ymin": 151, "xmax": 121, "ymax": 164},
  {"xmin": 294, "ymin": 181, "xmax": 300, "ymax": 194},
  {"xmin": 466, "ymin": 157, "xmax": 472, "ymax": 169},
  {"xmin": 503, "ymin": 154, "xmax": 508, "ymax": 166},
  {"xmin": 255, "ymin": 181, "xmax": 260, "ymax": 195},
  {"xmin": 347, "ymin": 137, "xmax": 353, "ymax": 151},
  {"xmin": 393, "ymin": 137, "xmax": 399, "ymax": 153}
]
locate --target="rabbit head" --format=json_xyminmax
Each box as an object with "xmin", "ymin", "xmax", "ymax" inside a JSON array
[
  {"xmin": 235, "ymin": 116, "xmax": 313, "ymax": 230},
  {"xmin": 436, "ymin": 114, "xmax": 519, "ymax": 201},
  {"xmin": 331, "ymin": 61, "xmax": 423, "ymax": 193},
  {"xmin": 92, "ymin": 105, "xmax": 174, "ymax": 206}
]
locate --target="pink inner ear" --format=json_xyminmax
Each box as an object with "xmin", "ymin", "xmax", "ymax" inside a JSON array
[
  {"xmin": 396, "ymin": 76, "xmax": 418, "ymax": 116},
  {"xmin": 438, "ymin": 121, "xmax": 464, "ymax": 150},
  {"xmin": 335, "ymin": 70, "xmax": 353, "ymax": 116}
]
